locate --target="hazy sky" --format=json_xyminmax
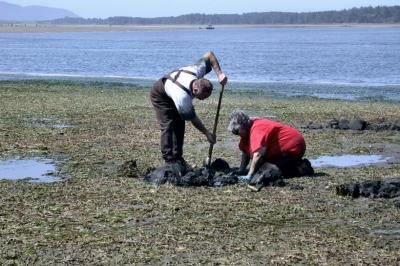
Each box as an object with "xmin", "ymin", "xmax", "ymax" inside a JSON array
[{"xmin": 5, "ymin": 0, "xmax": 400, "ymax": 18}]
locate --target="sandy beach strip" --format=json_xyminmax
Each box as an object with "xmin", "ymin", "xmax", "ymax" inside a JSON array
[{"xmin": 0, "ymin": 23, "xmax": 399, "ymax": 33}]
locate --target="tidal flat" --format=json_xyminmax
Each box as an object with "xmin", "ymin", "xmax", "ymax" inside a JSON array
[{"xmin": 0, "ymin": 80, "xmax": 399, "ymax": 264}]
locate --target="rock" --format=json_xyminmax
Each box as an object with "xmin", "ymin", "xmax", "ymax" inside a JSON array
[
  {"xmin": 349, "ymin": 118, "xmax": 367, "ymax": 130},
  {"xmin": 338, "ymin": 118, "xmax": 350, "ymax": 130}
]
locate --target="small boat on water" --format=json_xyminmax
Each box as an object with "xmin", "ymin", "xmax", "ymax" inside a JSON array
[{"xmin": 205, "ymin": 25, "xmax": 215, "ymax": 30}]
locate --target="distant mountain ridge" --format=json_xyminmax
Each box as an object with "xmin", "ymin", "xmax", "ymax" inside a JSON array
[
  {"xmin": 51, "ymin": 5, "xmax": 400, "ymax": 25},
  {"xmin": 0, "ymin": 1, "xmax": 78, "ymax": 21}
]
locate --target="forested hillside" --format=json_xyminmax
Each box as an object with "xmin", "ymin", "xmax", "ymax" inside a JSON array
[{"xmin": 50, "ymin": 6, "xmax": 400, "ymax": 25}]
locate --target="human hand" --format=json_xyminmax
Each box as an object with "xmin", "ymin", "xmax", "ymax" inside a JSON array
[
  {"xmin": 219, "ymin": 73, "xmax": 228, "ymax": 85},
  {"xmin": 206, "ymin": 132, "xmax": 216, "ymax": 144},
  {"xmin": 231, "ymin": 168, "xmax": 246, "ymax": 176}
]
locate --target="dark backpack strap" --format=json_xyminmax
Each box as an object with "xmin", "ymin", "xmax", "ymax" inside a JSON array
[
  {"xmin": 164, "ymin": 75, "xmax": 192, "ymax": 96},
  {"xmin": 179, "ymin": 69, "xmax": 197, "ymax": 77}
]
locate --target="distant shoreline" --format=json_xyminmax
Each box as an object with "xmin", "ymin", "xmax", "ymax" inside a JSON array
[{"xmin": 0, "ymin": 23, "xmax": 399, "ymax": 33}]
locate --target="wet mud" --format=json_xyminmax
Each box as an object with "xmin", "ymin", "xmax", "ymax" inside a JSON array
[
  {"xmin": 140, "ymin": 158, "xmax": 315, "ymax": 189},
  {"xmin": 305, "ymin": 117, "xmax": 400, "ymax": 131},
  {"xmin": 28, "ymin": 116, "xmax": 76, "ymax": 129},
  {"xmin": 145, "ymin": 159, "xmax": 238, "ymax": 187},
  {"xmin": 336, "ymin": 177, "xmax": 400, "ymax": 208},
  {"xmin": 118, "ymin": 160, "xmax": 139, "ymax": 178}
]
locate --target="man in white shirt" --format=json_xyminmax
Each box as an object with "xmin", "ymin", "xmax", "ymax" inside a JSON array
[{"xmin": 150, "ymin": 51, "xmax": 228, "ymax": 165}]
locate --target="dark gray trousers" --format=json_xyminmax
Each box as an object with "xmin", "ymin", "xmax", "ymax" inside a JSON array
[{"xmin": 150, "ymin": 79, "xmax": 185, "ymax": 162}]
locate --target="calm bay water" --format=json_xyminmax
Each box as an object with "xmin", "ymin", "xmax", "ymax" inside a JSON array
[{"xmin": 0, "ymin": 27, "xmax": 399, "ymax": 100}]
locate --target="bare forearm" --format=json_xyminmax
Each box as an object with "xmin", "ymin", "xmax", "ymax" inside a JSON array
[
  {"xmin": 191, "ymin": 115, "xmax": 207, "ymax": 135},
  {"xmin": 239, "ymin": 153, "xmax": 250, "ymax": 173},
  {"xmin": 203, "ymin": 51, "xmax": 223, "ymax": 76},
  {"xmin": 248, "ymin": 152, "xmax": 264, "ymax": 177},
  {"xmin": 190, "ymin": 115, "xmax": 216, "ymax": 144}
]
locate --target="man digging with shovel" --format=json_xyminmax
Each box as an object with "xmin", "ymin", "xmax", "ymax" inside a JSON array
[{"xmin": 150, "ymin": 51, "xmax": 228, "ymax": 168}]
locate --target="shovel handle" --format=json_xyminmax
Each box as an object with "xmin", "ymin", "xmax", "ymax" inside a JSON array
[{"xmin": 207, "ymin": 84, "xmax": 225, "ymax": 166}]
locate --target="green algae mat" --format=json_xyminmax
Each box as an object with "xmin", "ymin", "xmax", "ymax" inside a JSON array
[{"xmin": 0, "ymin": 80, "xmax": 399, "ymax": 264}]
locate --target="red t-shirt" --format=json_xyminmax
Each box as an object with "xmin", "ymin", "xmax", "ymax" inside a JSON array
[{"xmin": 239, "ymin": 118, "xmax": 306, "ymax": 161}]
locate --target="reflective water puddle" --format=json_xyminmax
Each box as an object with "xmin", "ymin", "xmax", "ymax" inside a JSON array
[
  {"xmin": 369, "ymin": 229, "xmax": 400, "ymax": 239},
  {"xmin": 29, "ymin": 117, "xmax": 76, "ymax": 129},
  {"xmin": 0, "ymin": 159, "xmax": 63, "ymax": 183},
  {"xmin": 310, "ymin": 155, "xmax": 392, "ymax": 168}
]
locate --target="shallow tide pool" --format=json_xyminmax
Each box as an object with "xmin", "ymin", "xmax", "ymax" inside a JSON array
[
  {"xmin": 0, "ymin": 159, "xmax": 63, "ymax": 183},
  {"xmin": 310, "ymin": 155, "xmax": 392, "ymax": 168}
]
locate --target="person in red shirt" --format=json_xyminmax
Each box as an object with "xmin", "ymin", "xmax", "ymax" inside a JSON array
[{"xmin": 228, "ymin": 110, "xmax": 314, "ymax": 191}]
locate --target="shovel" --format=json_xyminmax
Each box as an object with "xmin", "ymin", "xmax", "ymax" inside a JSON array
[{"xmin": 206, "ymin": 84, "xmax": 225, "ymax": 168}]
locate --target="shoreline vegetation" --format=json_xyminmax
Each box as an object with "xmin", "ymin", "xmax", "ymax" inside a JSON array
[
  {"xmin": 0, "ymin": 79, "xmax": 399, "ymax": 264},
  {"xmin": 1, "ymin": 23, "xmax": 400, "ymax": 33}
]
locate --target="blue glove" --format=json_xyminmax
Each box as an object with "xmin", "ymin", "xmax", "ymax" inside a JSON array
[{"xmin": 238, "ymin": 175, "xmax": 251, "ymax": 182}]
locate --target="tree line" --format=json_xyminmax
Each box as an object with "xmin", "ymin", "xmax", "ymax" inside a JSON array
[{"xmin": 50, "ymin": 6, "xmax": 400, "ymax": 25}]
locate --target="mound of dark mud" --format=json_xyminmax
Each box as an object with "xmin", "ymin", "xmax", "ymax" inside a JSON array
[
  {"xmin": 336, "ymin": 177, "xmax": 400, "ymax": 199},
  {"xmin": 118, "ymin": 160, "xmax": 139, "ymax": 178},
  {"xmin": 145, "ymin": 159, "xmax": 237, "ymax": 187},
  {"xmin": 119, "ymin": 157, "xmax": 315, "ymax": 189},
  {"xmin": 305, "ymin": 118, "xmax": 400, "ymax": 131},
  {"xmin": 144, "ymin": 158, "xmax": 315, "ymax": 189}
]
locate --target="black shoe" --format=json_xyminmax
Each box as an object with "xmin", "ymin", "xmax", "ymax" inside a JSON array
[{"xmin": 177, "ymin": 158, "xmax": 192, "ymax": 171}]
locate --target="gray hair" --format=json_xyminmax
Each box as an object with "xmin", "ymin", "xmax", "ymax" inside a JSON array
[{"xmin": 228, "ymin": 110, "xmax": 251, "ymax": 134}]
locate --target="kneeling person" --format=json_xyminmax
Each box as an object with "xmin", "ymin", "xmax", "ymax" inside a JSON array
[{"xmin": 228, "ymin": 110, "xmax": 314, "ymax": 191}]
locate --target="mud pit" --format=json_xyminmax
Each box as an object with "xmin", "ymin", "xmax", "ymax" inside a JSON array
[
  {"xmin": 336, "ymin": 178, "xmax": 400, "ymax": 199},
  {"xmin": 141, "ymin": 158, "xmax": 315, "ymax": 189},
  {"xmin": 145, "ymin": 159, "xmax": 238, "ymax": 187},
  {"xmin": 337, "ymin": 178, "xmax": 400, "ymax": 208}
]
